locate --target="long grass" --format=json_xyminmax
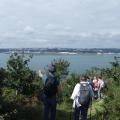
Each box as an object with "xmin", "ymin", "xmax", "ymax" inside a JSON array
[{"xmin": 14, "ymin": 99, "xmax": 105, "ymax": 120}]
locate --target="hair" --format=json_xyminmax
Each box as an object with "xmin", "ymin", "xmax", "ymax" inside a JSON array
[
  {"xmin": 86, "ymin": 76, "xmax": 90, "ymax": 79},
  {"xmin": 48, "ymin": 64, "xmax": 56, "ymax": 73},
  {"xmin": 80, "ymin": 75, "xmax": 87, "ymax": 82},
  {"xmin": 98, "ymin": 76, "xmax": 102, "ymax": 79}
]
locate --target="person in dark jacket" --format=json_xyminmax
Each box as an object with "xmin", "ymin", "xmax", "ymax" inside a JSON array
[{"xmin": 43, "ymin": 64, "xmax": 59, "ymax": 120}]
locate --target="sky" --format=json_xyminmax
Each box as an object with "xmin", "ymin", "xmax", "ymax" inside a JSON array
[{"xmin": 0, "ymin": 0, "xmax": 120, "ymax": 48}]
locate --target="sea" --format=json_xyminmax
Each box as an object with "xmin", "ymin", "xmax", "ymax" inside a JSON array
[{"xmin": 0, "ymin": 53, "xmax": 119, "ymax": 73}]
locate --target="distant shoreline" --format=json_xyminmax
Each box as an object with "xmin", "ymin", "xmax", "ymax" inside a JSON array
[
  {"xmin": 0, "ymin": 48, "xmax": 120, "ymax": 55},
  {"xmin": 1, "ymin": 52, "xmax": 120, "ymax": 56}
]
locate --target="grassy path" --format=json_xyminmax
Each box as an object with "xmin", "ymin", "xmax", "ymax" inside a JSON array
[
  {"xmin": 8, "ymin": 99, "xmax": 105, "ymax": 120},
  {"xmin": 57, "ymin": 99, "xmax": 105, "ymax": 120}
]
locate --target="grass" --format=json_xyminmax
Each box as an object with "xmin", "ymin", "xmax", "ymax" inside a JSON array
[
  {"xmin": 57, "ymin": 99, "xmax": 105, "ymax": 120},
  {"xmin": 8, "ymin": 99, "xmax": 105, "ymax": 120},
  {"xmin": 57, "ymin": 102, "xmax": 73, "ymax": 120},
  {"xmin": 88, "ymin": 99, "xmax": 105, "ymax": 120}
]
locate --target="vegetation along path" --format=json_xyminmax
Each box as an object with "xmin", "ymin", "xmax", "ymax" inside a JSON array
[{"xmin": 0, "ymin": 53, "xmax": 120, "ymax": 120}]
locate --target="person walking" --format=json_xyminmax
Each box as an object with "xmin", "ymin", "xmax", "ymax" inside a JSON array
[
  {"xmin": 71, "ymin": 76, "xmax": 94, "ymax": 120},
  {"xmin": 98, "ymin": 76, "xmax": 104, "ymax": 99},
  {"xmin": 42, "ymin": 64, "xmax": 59, "ymax": 120},
  {"xmin": 86, "ymin": 76, "xmax": 94, "ymax": 89},
  {"xmin": 92, "ymin": 76, "xmax": 100, "ymax": 99}
]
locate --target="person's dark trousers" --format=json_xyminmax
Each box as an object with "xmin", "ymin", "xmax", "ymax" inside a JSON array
[
  {"xmin": 43, "ymin": 95, "xmax": 57, "ymax": 120},
  {"xmin": 98, "ymin": 87, "xmax": 104, "ymax": 99},
  {"xmin": 73, "ymin": 105, "xmax": 88, "ymax": 120}
]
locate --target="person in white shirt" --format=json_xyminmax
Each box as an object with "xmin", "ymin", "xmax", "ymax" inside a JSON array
[{"xmin": 70, "ymin": 76, "xmax": 94, "ymax": 120}]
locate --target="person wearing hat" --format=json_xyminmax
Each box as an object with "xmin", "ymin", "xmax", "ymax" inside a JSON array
[{"xmin": 42, "ymin": 64, "xmax": 59, "ymax": 120}]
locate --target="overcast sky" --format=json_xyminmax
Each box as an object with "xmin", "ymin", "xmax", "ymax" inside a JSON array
[{"xmin": 0, "ymin": 0, "xmax": 120, "ymax": 48}]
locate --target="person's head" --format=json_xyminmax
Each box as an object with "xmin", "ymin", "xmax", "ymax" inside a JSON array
[
  {"xmin": 47, "ymin": 64, "xmax": 56, "ymax": 74},
  {"xmin": 93, "ymin": 76, "xmax": 96, "ymax": 80},
  {"xmin": 80, "ymin": 75, "xmax": 87, "ymax": 82},
  {"xmin": 86, "ymin": 76, "xmax": 90, "ymax": 80}
]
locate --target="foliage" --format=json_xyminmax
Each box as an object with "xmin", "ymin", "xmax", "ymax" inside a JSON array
[
  {"xmin": 0, "ymin": 54, "xmax": 120, "ymax": 120},
  {"xmin": 60, "ymin": 73, "xmax": 79, "ymax": 102},
  {"xmin": 0, "ymin": 53, "xmax": 43, "ymax": 120},
  {"xmin": 101, "ymin": 56, "xmax": 120, "ymax": 119},
  {"xmin": 85, "ymin": 67, "xmax": 103, "ymax": 78},
  {"xmin": 102, "ymin": 81, "xmax": 120, "ymax": 119},
  {"xmin": 50, "ymin": 58, "xmax": 70, "ymax": 81},
  {"xmin": 109, "ymin": 57, "xmax": 120, "ymax": 85},
  {"xmin": 0, "ymin": 68, "xmax": 7, "ymax": 90},
  {"xmin": 6, "ymin": 53, "xmax": 40, "ymax": 96}
]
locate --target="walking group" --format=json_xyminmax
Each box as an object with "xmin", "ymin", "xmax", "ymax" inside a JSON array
[{"xmin": 38, "ymin": 64, "xmax": 105, "ymax": 120}]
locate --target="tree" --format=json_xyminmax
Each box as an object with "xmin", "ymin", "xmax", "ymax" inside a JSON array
[
  {"xmin": 109, "ymin": 56, "xmax": 120, "ymax": 85},
  {"xmin": 101, "ymin": 56, "xmax": 120, "ymax": 119},
  {"xmin": 50, "ymin": 58, "xmax": 70, "ymax": 81},
  {"xmin": 0, "ymin": 53, "xmax": 44, "ymax": 120},
  {"xmin": 61, "ymin": 73, "xmax": 80, "ymax": 102},
  {"xmin": 0, "ymin": 68, "xmax": 7, "ymax": 94},
  {"xmin": 102, "ymin": 56, "xmax": 120, "ymax": 86},
  {"xmin": 6, "ymin": 53, "xmax": 38, "ymax": 96}
]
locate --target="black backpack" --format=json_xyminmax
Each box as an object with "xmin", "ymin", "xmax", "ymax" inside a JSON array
[
  {"xmin": 44, "ymin": 77, "xmax": 58, "ymax": 97},
  {"xmin": 78, "ymin": 83, "xmax": 91, "ymax": 106}
]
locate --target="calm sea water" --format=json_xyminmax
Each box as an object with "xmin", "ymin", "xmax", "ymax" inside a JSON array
[{"xmin": 0, "ymin": 53, "xmax": 118, "ymax": 73}]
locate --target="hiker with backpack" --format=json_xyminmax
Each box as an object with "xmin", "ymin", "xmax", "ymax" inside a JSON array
[
  {"xmin": 42, "ymin": 64, "xmax": 59, "ymax": 120},
  {"xmin": 71, "ymin": 76, "xmax": 94, "ymax": 120}
]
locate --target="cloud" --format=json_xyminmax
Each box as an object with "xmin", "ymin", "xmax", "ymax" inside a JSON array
[
  {"xmin": 0, "ymin": 29, "xmax": 120, "ymax": 48},
  {"xmin": 44, "ymin": 24, "xmax": 58, "ymax": 30},
  {"xmin": 23, "ymin": 25, "xmax": 35, "ymax": 33},
  {"xmin": 0, "ymin": 0, "xmax": 120, "ymax": 48}
]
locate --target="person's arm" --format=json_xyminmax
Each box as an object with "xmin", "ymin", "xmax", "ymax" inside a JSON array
[
  {"xmin": 38, "ymin": 69, "xmax": 43, "ymax": 79},
  {"xmin": 70, "ymin": 83, "xmax": 80, "ymax": 100}
]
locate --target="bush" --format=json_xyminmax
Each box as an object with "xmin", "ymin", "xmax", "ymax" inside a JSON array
[
  {"xmin": 60, "ymin": 73, "xmax": 79, "ymax": 102},
  {"xmin": 6, "ymin": 53, "xmax": 43, "ymax": 96},
  {"xmin": 50, "ymin": 58, "xmax": 70, "ymax": 81},
  {"xmin": 101, "ymin": 57, "xmax": 120, "ymax": 119},
  {"xmin": 0, "ymin": 53, "xmax": 43, "ymax": 120}
]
